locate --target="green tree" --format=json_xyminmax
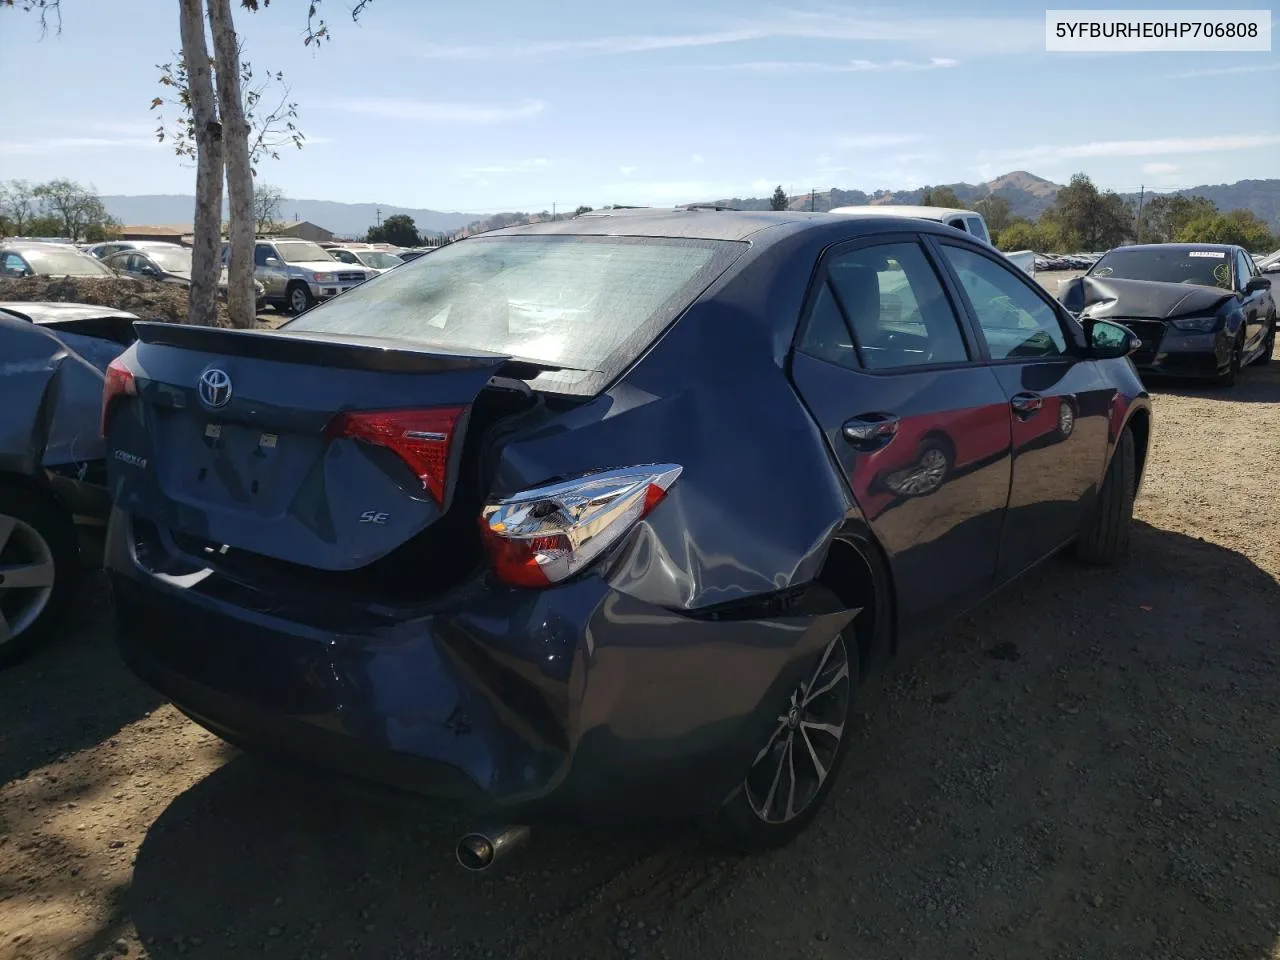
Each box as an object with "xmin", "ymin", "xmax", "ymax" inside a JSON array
[
  {"xmin": 367, "ymin": 213, "xmax": 420, "ymax": 247},
  {"xmin": 21, "ymin": 213, "xmax": 64, "ymax": 237},
  {"xmin": 973, "ymin": 195, "xmax": 1011, "ymax": 233},
  {"xmin": 573, "ymin": 205, "xmax": 594, "ymax": 216},
  {"xmin": 770, "ymin": 186, "xmax": 789, "ymax": 211},
  {"xmin": 1140, "ymin": 194, "xmax": 1217, "ymax": 243},
  {"xmin": 1176, "ymin": 209, "xmax": 1275, "ymax": 250},
  {"xmin": 32, "ymin": 178, "xmax": 114, "ymax": 241},
  {"xmin": 995, "ymin": 219, "xmax": 1039, "ymax": 252},
  {"xmin": 920, "ymin": 185, "xmax": 962, "ymax": 208},
  {"xmin": 1045, "ymin": 173, "xmax": 1132, "ymax": 250}
]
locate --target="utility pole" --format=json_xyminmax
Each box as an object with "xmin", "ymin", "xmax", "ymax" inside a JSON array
[
  {"xmin": 552, "ymin": 202, "xmax": 557, "ymax": 220},
  {"xmin": 809, "ymin": 189, "xmax": 815, "ymax": 212},
  {"xmin": 375, "ymin": 206, "xmax": 382, "ymax": 227},
  {"xmin": 1135, "ymin": 185, "xmax": 1145, "ymax": 243}
]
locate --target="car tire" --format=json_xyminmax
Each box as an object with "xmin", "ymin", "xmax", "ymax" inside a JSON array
[
  {"xmin": 0, "ymin": 482, "xmax": 79, "ymax": 668},
  {"xmin": 1070, "ymin": 426, "xmax": 1135, "ymax": 566},
  {"xmin": 286, "ymin": 282, "xmax": 315, "ymax": 315},
  {"xmin": 708, "ymin": 624, "xmax": 859, "ymax": 852},
  {"xmin": 1253, "ymin": 319, "xmax": 1275, "ymax": 366},
  {"xmin": 1214, "ymin": 331, "xmax": 1244, "ymax": 386}
]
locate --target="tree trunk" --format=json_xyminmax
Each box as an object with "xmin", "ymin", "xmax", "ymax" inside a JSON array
[
  {"xmin": 178, "ymin": 0, "xmax": 223, "ymax": 327},
  {"xmin": 207, "ymin": 0, "xmax": 255, "ymax": 329}
]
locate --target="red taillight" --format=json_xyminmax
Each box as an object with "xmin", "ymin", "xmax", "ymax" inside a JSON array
[
  {"xmin": 101, "ymin": 357, "xmax": 137, "ymax": 437},
  {"xmin": 478, "ymin": 465, "xmax": 681, "ymax": 589},
  {"xmin": 326, "ymin": 406, "xmax": 465, "ymax": 504}
]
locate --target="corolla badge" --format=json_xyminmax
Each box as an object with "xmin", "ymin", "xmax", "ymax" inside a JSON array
[{"xmin": 198, "ymin": 367, "xmax": 233, "ymax": 408}]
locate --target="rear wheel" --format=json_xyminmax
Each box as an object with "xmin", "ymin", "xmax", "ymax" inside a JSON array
[
  {"xmin": 710, "ymin": 627, "xmax": 858, "ymax": 851},
  {"xmin": 287, "ymin": 282, "xmax": 315, "ymax": 315},
  {"xmin": 0, "ymin": 483, "xmax": 78, "ymax": 668},
  {"xmin": 1071, "ymin": 426, "xmax": 1135, "ymax": 566}
]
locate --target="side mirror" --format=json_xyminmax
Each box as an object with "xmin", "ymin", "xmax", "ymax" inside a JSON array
[
  {"xmin": 1086, "ymin": 318, "xmax": 1140, "ymax": 360},
  {"xmin": 264, "ymin": 257, "xmax": 283, "ymax": 267},
  {"xmin": 1245, "ymin": 275, "xmax": 1272, "ymax": 292}
]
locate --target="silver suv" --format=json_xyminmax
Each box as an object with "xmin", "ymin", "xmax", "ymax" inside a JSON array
[{"xmin": 223, "ymin": 238, "xmax": 371, "ymax": 314}]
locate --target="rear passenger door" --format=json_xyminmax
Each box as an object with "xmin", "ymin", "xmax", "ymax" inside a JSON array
[
  {"xmin": 931, "ymin": 239, "xmax": 1112, "ymax": 582},
  {"xmin": 788, "ymin": 234, "xmax": 1014, "ymax": 633}
]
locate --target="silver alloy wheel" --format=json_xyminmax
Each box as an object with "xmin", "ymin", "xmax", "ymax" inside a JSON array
[
  {"xmin": 0, "ymin": 512, "xmax": 57, "ymax": 646},
  {"xmin": 887, "ymin": 447, "xmax": 949, "ymax": 496},
  {"xmin": 290, "ymin": 286, "xmax": 310, "ymax": 313},
  {"xmin": 745, "ymin": 633, "xmax": 851, "ymax": 824}
]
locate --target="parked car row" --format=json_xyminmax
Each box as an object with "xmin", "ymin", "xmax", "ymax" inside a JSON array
[
  {"xmin": 8, "ymin": 208, "xmax": 1277, "ymax": 870},
  {"xmin": 1035, "ymin": 252, "xmax": 1104, "ymax": 271}
]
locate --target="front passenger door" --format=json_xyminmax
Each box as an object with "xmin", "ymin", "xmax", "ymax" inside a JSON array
[{"xmin": 933, "ymin": 240, "xmax": 1112, "ymax": 582}]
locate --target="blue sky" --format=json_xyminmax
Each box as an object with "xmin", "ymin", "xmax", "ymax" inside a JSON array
[{"xmin": 1, "ymin": 0, "xmax": 1277, "ymax": 213}]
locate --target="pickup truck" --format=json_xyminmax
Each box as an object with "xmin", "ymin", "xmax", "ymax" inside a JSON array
[{"xmin": 828, "ymin": 205, "xmax": 1036, "ymax": 276}]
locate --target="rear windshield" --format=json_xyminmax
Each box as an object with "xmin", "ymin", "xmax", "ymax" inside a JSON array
[
  {"xmin": 1091, "ymin": 247, "xmax": 1234, "ymax": 289},
  {"xmin": 284, "ymin": 234, "xmax": 746, "ymax": 394}
]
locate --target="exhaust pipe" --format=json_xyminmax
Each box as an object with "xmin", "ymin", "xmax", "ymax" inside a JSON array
[{"xmin": 455, "ymin": 825, "xmax": 531, "ymax": 871}]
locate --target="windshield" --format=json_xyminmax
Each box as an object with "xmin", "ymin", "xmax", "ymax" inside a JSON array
[
  {"xmin": 329, "ymin": 249, "xmax": 360, "ymax": 264},
  {"xmin": 150, "ymin": 248, "xmax": 192, "ymax": 272},
  {"xmin": 285, "ymin": 235, "xmax": 745, "ymax": 395},
  {"xmin": 276, "ymin": 241, "xmax": 334, "ymax": 263},
  {"xmin": 357, "ymin": 251, "xmax": 403, "ymax": 269},
  {"xmin": 22, "ymin": 248, "xmax": 113, "ymax": 277},
  {"xmin": 1091, "ymin": 247, "xmax": 1234, "ymax": 289}
]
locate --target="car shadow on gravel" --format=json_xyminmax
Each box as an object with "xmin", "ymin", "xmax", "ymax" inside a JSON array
[
  {"xmin": 0, "ymin": 572, "xmax": 162, "ymax": 787},
  {"xmin": 90, "ymin": 520, "xmax": 1280, "ymax": 960},
  {"xmin": 1143, "ymin": 354, "xmax": 1280, "ymax": 402}
]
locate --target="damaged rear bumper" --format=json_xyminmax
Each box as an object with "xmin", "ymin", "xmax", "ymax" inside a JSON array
[{"xmin": 106, "ymin": 509, "xmax": 855, "ymax": 824}]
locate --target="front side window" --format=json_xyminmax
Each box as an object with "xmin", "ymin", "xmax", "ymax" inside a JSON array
[
  {"xmin": 254, "ymin": 244, "xmax": 274, "ymax": 266},
  {"xmin": 800, "ymin": 241, "xmax": 970, "ymax": 371},
  {"xmin": 1236, "ymin": 250, "xmax": 1256, "ymax": 289},
  {"xmin": 940, "ymin": 244, "xmax": 1067, "ymax": 360},
  {"xmin": 966, "ymin": 217, "xmax": 991, "ymax": 244}
]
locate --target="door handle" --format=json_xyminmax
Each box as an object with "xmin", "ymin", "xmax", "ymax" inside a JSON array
[
  {"xmin": 1010, "ymin": 392, "xmax": 1043, "ymax": 417},
  {"xmin": 842, "ymin": 413, "xmax": 900, "ymax": 446}
]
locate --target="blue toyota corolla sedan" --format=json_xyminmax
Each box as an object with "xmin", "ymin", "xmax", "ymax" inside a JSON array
[{"xmin": 101, "ymin": 209, "xmax": 1152, "ymax": 864}]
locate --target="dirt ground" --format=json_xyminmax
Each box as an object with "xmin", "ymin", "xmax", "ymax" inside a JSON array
[{"xmin": 2, "ymin": 329, "xmax": 1279, "ymax": 960}]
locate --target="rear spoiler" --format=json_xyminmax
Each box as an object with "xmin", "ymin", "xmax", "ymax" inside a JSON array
[{"xmin": 131, "ymin": 321, "xmax": 512, "ymax": 375}]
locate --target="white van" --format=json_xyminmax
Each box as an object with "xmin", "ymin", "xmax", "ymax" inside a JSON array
[{"xmin": 828, "ymin": 205, "xmax": 1035, "ymax": 277}]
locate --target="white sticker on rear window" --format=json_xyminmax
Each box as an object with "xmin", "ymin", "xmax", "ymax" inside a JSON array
[{"xmin": 1187, "ymin": 251, "xmax": 1226, "ymax": 258}]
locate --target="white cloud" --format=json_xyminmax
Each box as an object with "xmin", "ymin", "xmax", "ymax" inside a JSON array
[
  {"xmin": 983, "ymin": 133, "xmax": 1280, "ymax": 167},
  {"xmin": 619, "ymin": 166, "xmax": 639, "ymax": 175},
  {"xmin": 672, "ymin": 57, "xmax": 959, "ymax": 74},
  {"xmin": 692, "ymin": 153, "xmax": 705, "ymax": 163},
  {"xmin": 833, "ymin": 133, "xmax": 926, "ymax": 151},
  {"xmin": 323, "ymin": 98, "xmax": 546, "ymax": 124},
  {"xmin": 460, "ymin": 158, "xmax": 549, "ymax": 178},
  {"xmin": 0, "ymin": 136, "xmax": 156, "ymax": 156},
  {"xmin": 1141, "ymin": 162, "xmax": 1178, "ymax": 175},
  {"xmin": 1175, "ymin": 62, "xmax": 1280, "ymax": 77},
  {"xmin": 416, "ymin": 12, "xmax": 1040, "ymax": 61}
]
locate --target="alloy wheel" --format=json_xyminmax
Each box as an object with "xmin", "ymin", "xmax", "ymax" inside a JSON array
[
  {"xmin": 0, "ymin": 512, "xmax": 57, "ymax": 646},
  {"xmin": 744, "ymin": 633, "xmax": 851, "ymax": 824},
  {"xmin": 887, "ymin": 447, "xmax": 949, "ymax": 496},
  {"xmin": 290, "ymin": 287, "xmax": 309, "ymax": 313}
]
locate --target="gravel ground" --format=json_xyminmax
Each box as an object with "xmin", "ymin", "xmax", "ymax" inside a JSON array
[{"xmin": 2, "ymin": 334, "xmax": 1278, "ymax": 960}]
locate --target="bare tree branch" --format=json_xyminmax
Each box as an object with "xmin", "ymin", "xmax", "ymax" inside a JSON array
[
  {"xmin": 237, "ymin": 0, "xmax": 374, "ymax": 46},
  {"xmin": 0, "ymin": 0, "xmax": 63, "ymax": 36}
]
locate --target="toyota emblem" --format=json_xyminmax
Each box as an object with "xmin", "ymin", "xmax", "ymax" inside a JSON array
[{"xmin": 198, "ymin": 367, "xmax": 233, "ymax": 408}]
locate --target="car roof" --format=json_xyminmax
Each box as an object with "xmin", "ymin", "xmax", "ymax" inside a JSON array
[
  {"xmin": 829, "ymin": 205, "xmax": 978, "ymax": 221},
  {"xmin": 2, "ymin": 242, "xmax": 90, "ymax": 253},
  {"xmin": 478, "ymin": 208, "xmax": 980, "ymax": 244},
  {"xmin": 1110, "ymin": 242, "xmax": 1239, "ymax": 254}
]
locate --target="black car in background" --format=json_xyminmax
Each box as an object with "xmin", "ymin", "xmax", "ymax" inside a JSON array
[
  {"xmin": 0, "ymin": 302, "xmax": 138, "ymax": 666},
  {"xmin": 1059, "ymin": 243, "xmax": 1276, "ymax": 385},
  {"xmin": 102, "ymin": 210, "xmax": 1152, "ymax": 857}
]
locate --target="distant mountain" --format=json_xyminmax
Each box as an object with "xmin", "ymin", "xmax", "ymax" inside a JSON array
[
  {"xmin": 711, "ymin": 172, "xmax": 1280, "ymax": 230},
  {"xmin": 100, "ymin": 195, "xmax": 483, "ymax": 237}
]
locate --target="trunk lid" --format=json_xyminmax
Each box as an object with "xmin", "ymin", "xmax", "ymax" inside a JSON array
[{"xmin": 106, "ymin": 321, "xmax": 513, "ymax": 571}]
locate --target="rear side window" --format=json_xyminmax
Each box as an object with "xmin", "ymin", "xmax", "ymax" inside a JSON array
[
  {"xmin": 800, "ymin": 241, "xmax": 970, "ymax": 371},
  {"xmin": 939, "ymin": 244, "xmax": 1067, "ymax": 360},
  {"xmin": 285, "ymin": 235, "xmax": 746, "ymax": 396}
]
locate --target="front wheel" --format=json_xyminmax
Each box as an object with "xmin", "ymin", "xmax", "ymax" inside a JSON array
[
  {"xmin": 1071, "ymin": 426, "xmax": 1135, "ymax": 566},
  {"xmin": 709, "ymin": 628, "xmax": 858, "ymax": 851},
  {"xmin": 1214, "ymin": 331, "xmax": 1244, "ymax": 386},
  {"xmin": 1253, "ymin": 320, "xmax": 1275, "ymax": 366},
  {"xmin": 287, "ymin": 282, "xmax": 315, "ymax": 315}
]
